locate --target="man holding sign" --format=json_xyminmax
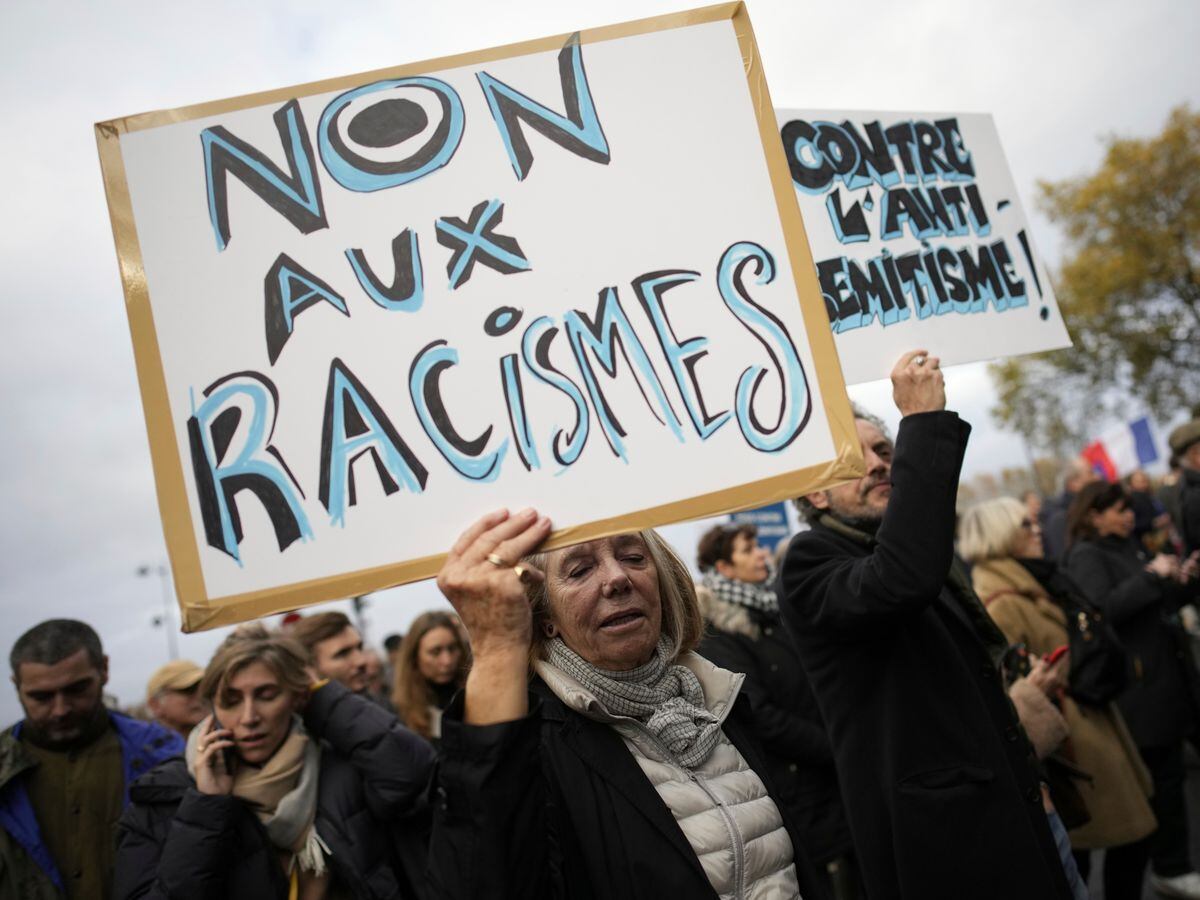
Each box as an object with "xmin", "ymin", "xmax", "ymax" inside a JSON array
[{"xmin": 779, "ymin": 352, "xmax": 1080, "ymax": 900}]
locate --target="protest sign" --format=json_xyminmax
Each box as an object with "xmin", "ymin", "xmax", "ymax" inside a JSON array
[
  {"xmin": 776, "ymin": 109, "xmax": 1071, "ymax": 384},
  {"xmin": 96, "ymin": 4, "xmax": 861, "ymax": 631}
]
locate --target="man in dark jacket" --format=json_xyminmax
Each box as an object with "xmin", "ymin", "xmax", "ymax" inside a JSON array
[
  {"xmin": 0, "ymin": 619, "xmax": 183, "ymax": 900},
  {"xmin": 779, "ymin": 350, "xmax": 1078, "ymax": 900},
  {"xmin": 695, "ymin": 523, "xmax": 859, "ymax": 899}
]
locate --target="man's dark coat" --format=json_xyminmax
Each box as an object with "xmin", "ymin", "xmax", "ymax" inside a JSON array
[{"xmin": 778, "ymin": 411, "xmax": 1073, "ymax": 900}]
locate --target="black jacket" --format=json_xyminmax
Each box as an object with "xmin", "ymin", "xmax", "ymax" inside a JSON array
[
  {"xmin": 1065, "ymin": 534, "xmax": 1199, "ymax": 747},
  {"xmin": 114, "ymin": 681, "xmax": 436, "ymax": 900},
  {"xmin": 1040, "ymin": 491, "xmax": 1074, "ymax": 563},
  {"xmin": 428, "ymin": 678, "xmax": 827, "ymax": 900},
  {"xmin": 778, "ymin": 411, "xmax": 1073, "ymax": 900},
  {"xmin": 698, "ymin": 595, "xmax": 852, "ymax": 865}
]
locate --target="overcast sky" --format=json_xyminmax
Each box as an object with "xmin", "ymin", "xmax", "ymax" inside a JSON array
[{"xmin": 1, "ymin": 0, "xmax": 1197, "ymax": 724}]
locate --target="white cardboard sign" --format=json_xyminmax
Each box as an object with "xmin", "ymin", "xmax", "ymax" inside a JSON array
[
  {"xmin": 776, "ymin": 109, "xmax": 1071, "ymax": 384},
  {"xmin": 97, "ymin": 7, "xmax": 861, "ymax": 630}
]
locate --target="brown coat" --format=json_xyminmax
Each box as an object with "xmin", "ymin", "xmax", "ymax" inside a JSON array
[{"xmin": 973, "ymin": 557, "xmax": 1156, "ymax": 849}]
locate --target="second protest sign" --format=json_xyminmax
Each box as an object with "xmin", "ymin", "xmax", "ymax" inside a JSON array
[{"xmin": 777, "ymin": 108, "xmax": 1071, "ymax": 384}]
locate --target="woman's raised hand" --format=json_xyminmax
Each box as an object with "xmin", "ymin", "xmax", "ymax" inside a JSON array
[
  {"xmin": 891, "ymin": 349, "xmax": 946, "ymax": 418},
  {"xmin": 437, "ymin": 508, "xmax": 552, "ymax": 725},
  {"xmin": 438, "ymin": 508, "xmax": 551, "ymax": 654}
]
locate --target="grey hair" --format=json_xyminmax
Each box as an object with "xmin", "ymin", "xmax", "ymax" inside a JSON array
[
  {"xmin": 793, "ymin": 403, "xmax": 890, "ymax": 524},
  {"xmin": 522, "ymin": 530, "xmax": 705, "ymax": 666},
  {"xmin": 958, "ymin": 497, "xmax": 1027, "ymax": 563},
  {"xmin": 10, "ymin": 619, "xmax": 105, "ymax": 678}
]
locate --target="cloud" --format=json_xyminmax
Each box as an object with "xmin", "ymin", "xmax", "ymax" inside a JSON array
[{"xmin": 1, "ymin": 0, "xmax": 1196, "ymax": 724}]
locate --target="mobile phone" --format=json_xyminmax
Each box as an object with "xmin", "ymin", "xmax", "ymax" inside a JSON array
[
  {"xmin": 208, "ymin": 715, "xmax": 236, "ymax": 774},
  {"xmin": 1044, "ymin": 644, "xmax": 1069, "ymax": 666}
]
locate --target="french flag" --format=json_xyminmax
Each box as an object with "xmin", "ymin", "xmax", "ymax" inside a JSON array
[{"xmin": 1082, "ymin": 416, "xmax": 1160, "ymax": 481}]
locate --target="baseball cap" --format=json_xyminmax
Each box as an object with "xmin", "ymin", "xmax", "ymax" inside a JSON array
[{"xmin": 146, "ymin": 659, "xmax": 204, "ymax": 701}]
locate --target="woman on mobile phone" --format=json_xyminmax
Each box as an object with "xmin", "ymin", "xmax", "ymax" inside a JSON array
[
  {"xmin": 113, "ymin": 623, "xmax": 436, "ymax": 900},
  {"xmin": 959, "ymin": 497, "xmax": 1155, "ymax": 900}
]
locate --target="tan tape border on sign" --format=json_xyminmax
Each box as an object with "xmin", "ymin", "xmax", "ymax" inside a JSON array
[{"xmin": 95, "ymin": 2, "xmax": 864, "ymax": 632}]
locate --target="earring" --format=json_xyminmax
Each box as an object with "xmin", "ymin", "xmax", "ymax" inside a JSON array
[{"xmin": 543, "ymin": 623, "xmax": 557, "ymax": 638}]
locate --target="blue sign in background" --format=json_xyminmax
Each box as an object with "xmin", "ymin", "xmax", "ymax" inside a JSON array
[{"xmin": 730, "ymin": 501, "xmax": 791, "ymax": 553}]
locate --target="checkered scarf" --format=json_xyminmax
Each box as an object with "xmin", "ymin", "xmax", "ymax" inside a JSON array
[
  {"xmin": 701, "ymin": 571, "xmax": 779, "ymax": 615},
  {"xmin": 545, "ymin": 635, "xmax": 723, "ymax": 768}
]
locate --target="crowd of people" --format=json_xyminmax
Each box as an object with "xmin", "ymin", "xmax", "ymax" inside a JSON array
[{"xmin": 3, "ymin": 350, "xmax": 1200, "ymax": 900}]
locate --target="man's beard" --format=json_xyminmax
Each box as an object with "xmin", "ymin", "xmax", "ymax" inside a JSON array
[
  {"xmin": 826, "ymin": 508, "xmax": 883, "ymax": 534},
  {"xmin": 22, "ymin": 701, "xmax": 110, "ymax": 751},
  {"xmin": 824, "ymin": 477, "xmax": 889, "ymax": 533}
]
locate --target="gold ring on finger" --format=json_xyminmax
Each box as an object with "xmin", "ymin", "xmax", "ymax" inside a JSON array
[{"xmin": 486, "ymin": 552, "xmax": 511, "ymax": 568}]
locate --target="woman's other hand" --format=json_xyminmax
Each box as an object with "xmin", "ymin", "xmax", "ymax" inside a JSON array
[
  {"xmin": 1027, "ymin": 654, "xmax": 1068, "ymax": 699},
  {"xmin": 437, "ymin": 508, "xmax": 551, "ymax": 724},
  {"xmin": 1146, "ymin": 553, "xmax": 1180, "ymax": 580},
  {"xmin": 1009, "ymin": 677, "xmax": 1069, "ymax": 758}
]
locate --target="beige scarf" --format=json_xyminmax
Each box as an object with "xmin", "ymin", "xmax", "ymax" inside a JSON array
[{"xmin": 186, "ymin": 719, "xmax": 330, "ymax": 899}]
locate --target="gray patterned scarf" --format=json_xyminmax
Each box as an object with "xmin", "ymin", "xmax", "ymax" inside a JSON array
[
  {"xmin": 701, "ymin": 570, "xmax": 779, "ymax": 614},
  {"xmin": 545, "ymin": 635, "xmax": 722, "ymax": 768}
]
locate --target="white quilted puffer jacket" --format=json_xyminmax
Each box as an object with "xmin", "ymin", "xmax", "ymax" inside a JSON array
[{"xmin": 536, "ymin": 652, "xmax": 802, "ymax": 900}]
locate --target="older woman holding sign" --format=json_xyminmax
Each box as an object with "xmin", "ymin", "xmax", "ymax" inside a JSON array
[{"xmin": 430, "ymin": 509, "xmax": 822, "ymax": 900}]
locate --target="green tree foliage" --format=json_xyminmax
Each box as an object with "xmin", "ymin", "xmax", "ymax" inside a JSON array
[{"xmin": 991, "ymin": 105, "xmax": 1200, "ymax": 452}]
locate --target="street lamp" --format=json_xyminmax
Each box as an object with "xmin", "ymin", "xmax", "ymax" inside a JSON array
[{"xmin": 137, "ymin": 563, "xmax": 178, "ymax": 661}]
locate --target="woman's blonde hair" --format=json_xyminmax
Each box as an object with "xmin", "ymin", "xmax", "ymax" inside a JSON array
[
  {"xmin": 958, "ymin": 497, "xmax": 1027, "ymax": 563},
  {"xmin": 198, "ymin": 622, "xmax": 310, "ymax": 705},
  {"xmin": 391, "ymin": 610, "xmax": 467, "ymax": 738},
  {"xmin": 522, "ymin": 529, "xmax": 705, "ymax": 665}
]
